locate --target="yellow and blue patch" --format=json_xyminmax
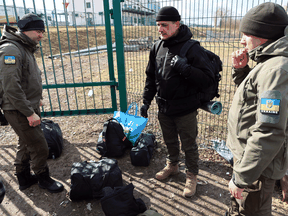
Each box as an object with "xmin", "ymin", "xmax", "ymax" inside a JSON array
[
  {"xmin": 260, "ymin": 98, "xmax": 280, "ymax": 115},
  {"xmin": 4, "ymin": 56, "xmax": 16, "ymax": 64}
]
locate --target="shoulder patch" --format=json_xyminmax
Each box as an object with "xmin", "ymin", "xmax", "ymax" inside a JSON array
[
  {"xmin": 4, "ymin": 56, "xmax": 16, "ymax": 65},
  {"xmin": 259, "ymin": 90, "xmax": 281, "ymax": 124},
  {"xmin": 260, "ymin": 98, "xmax": 280, "ymax": 114}
]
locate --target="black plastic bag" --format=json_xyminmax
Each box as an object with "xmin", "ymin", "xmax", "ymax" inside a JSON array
[
  {"xmin": 130, "ymin": 133, "xmax": 156, "ymax": 166},
  {"xmin": 101, "ymin": 183, "xmax": 146, "ymax": 216},
  {"xmin": 40, "ymin": 119, "xmax": 63, "ymax": 159},
  {"xmin": 69, "ymin": 158, "xmax": 123, "ymax": 201}
]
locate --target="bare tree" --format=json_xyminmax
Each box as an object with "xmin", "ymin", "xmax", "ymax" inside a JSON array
[{"xmin": 214, "ymin": 8, "xmax": 226, "ymax": 28}]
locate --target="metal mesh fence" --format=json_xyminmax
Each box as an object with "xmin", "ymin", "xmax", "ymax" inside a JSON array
[{"xmin": 121, "ymin": 0, "xmax": 288, "ymax": 147}]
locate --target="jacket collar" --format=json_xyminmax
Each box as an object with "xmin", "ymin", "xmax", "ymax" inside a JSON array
[
  {"xmin": 162, "ymin": 24, "xmax": 193, "ymax": 47},
  {"xmin": 1, "ymin": 25, "xmax": 40, "ymax": 53}
]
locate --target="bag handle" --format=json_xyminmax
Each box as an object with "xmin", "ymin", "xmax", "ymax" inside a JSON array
[{"xmin": 126, "ymin": 102, "xmax": 138, "ymax": 116}]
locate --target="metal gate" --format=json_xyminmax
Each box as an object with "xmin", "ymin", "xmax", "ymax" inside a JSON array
[{"xmin": 0, "ymin": 0, "xmax": 128, "ymax": 117}]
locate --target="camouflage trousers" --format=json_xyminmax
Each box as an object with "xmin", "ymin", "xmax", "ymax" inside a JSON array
[
  {"xmin": 228, "ymin": 175, "xmax": 275, "ymax": 216},
  {"xmin": 4, "ymin": 108, "xmax": 48, "ymax": 174}
]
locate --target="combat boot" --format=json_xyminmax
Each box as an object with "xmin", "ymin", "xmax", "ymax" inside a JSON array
[
  {"xmin": 155, "ymin": 162, "xmax": 179, "ymax": 180},
  {"xmin": 183, "ymin": 171, "xmax": 197, "ymax": 198},
  {"xmin": 36, "ymin": 168, "xmax": 64, "ymax": 193},
  {"xmin": 15, "ymin": 167, "xmax": 38, "ymax": 191}
]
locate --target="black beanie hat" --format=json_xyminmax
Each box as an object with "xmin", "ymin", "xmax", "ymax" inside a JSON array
[
  {"xmin": 17, "ymin": 13, "xmax": 45, "ymax": 32},
  {"xmin": 240, "ymin": 2, "xmax": 288, "ymax": 40},
  {"xmin": 156, "ymin": 6, "xmax": 181, "ymax": 22}
]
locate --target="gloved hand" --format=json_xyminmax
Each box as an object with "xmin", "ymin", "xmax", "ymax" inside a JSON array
[
  {"xmin": 140, "ymin": 104, "xmax": 149, "ymax": 118},
  {"xmin": 171, "ymin": 55, "xmax": 190, "ymax": 77},
  {"xmin": 171, "ymin": 55, "xmax": 188, "ymax": 70},
  {"xmin": 27, "ymin": 112, "xmax": 41, "ymax": 127}
]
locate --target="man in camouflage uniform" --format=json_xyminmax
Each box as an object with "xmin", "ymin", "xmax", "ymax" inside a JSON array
[
  {"xmin": 226, "ymin": 2, "xmax": 288, "ymax": 215},
  {"xmin": 0, "ymin": 13, "xmax": 63, "ymax": 193}
]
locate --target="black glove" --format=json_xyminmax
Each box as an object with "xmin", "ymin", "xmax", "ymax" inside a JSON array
[
  {"xmin": 0, "ymin": 110, "xmax": 8, "ymax": 126},
  {"xmin": 140, "ymin": 104, "xmax": 149, "ymax": 118},
  {"xmin": 170, "ymin": 55, "xmax": 190, "ymax": 77}
]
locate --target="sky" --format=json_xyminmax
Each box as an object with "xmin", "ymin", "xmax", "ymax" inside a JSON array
[
  {"xmin": 1, "ymin": 0, "xmax": 288, "ymax": 25},
  {"xmin": 2, "ymin": 0, "xmax": 288, "ymax": 13},
  {"xmin": 1, "ymin": 0, "xmax": 68, "ymax": 11}
]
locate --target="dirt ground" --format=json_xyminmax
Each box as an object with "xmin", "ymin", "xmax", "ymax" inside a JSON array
[{"xmin": 0, "ymin": 114, "xmax": 287, "ymax": 216}]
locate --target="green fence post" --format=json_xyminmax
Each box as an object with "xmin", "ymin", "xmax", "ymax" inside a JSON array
[
  {"xmin": 112, "ymin": 0, "xmax": 128, "ymax": 112},
  {"xmin": 103, "ymin": 0, "xmax": 118, "ymax": 111}
]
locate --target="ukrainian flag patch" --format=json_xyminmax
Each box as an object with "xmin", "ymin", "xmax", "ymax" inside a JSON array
[
  {"xmin": 260, "ymin": 98, "xmax": 280, "ymax": 115},
  {"xmin": 4, "ymin": 56, "xmax": 16, "ymax": 64}
]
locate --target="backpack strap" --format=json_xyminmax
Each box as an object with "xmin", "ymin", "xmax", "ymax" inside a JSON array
[
  {"xmin": 179, "ymin": 39, "xmax": 199, "ymax": 58},
  {"xmin": 101, "ymin": 119, "xmax": 110, "ymax": 142},
  {"xmin": 111, "ymin": 119, "xmax": 128, "ymax": 142},
  {"xmin": 154, "ymin": 39, "xmax": 163, "ymax": 56}
]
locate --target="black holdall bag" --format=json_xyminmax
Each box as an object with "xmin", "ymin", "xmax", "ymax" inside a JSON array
[
  {"xmin": 130, "ymin": 132, "xmax": 156, "ymax": 166},
  {"xmin": 69, "ymin": 158, "xmax": 123, "ymax": 201},
  {"xmin": 96, "ymin": 118, "xmax": 132, "ymax": 157},
  {"xmin": 101, "ymin": 183, "xmax": 147, "ymax": 216},
  {"xmin": 40, "ymin": 119, "xmax": 63, "ymax": 159}
]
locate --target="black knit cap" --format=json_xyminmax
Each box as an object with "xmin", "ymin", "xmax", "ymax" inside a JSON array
[
  {"xmin": 156, "ymin": 6, "xmax": 181, "ymax": 22},
  {"xmin": 240, "ymin": 2, "xmax": 288, "ymax": 39},
  {"xmin": 17, "ymin": 13, "xmax": 45, "ymax": 32}
]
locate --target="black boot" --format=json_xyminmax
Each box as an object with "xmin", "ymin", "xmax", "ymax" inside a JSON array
[
  {"xmin": 36, "ymin": 168, "xmax": 64, "ymax": 193},
  {"xmin": 15, "ymin": 167, "xmax": 38, "ymax": 190},
  {"xmin": 0, "ymin": 110, "xmax": 8, "ymax": 126},
  {"xmin": 0, "ymin": 179, "xmax": 5, "ymax": 204}
]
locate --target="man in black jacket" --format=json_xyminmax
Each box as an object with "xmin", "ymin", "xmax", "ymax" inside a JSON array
[{"xmin": 140, "ymin": 6, "xmax": 214, "ymax": 197}]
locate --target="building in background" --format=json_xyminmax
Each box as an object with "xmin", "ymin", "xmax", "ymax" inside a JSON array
[
  {"xmin": 0, "ymin": 0, "xmax": 160, "ymax": 27},
  {"xmin": 122, "ymin": 0, "xmax": 160, "ymax": 26}
]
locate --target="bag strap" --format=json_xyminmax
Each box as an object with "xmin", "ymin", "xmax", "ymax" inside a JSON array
[
  {"xmin": 154, "ymin": 39, "xmax": 163, "ymax": 56},
  {"xmin": 179, "ymin": 39, "xmax": 199, "ymax": 58},
  {"xmin": 101, "ymin": 118, "xmax": 111, "ymax": 142}
]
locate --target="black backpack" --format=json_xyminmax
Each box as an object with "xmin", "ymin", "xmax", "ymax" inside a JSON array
[
  {"xmin": 69, "ymin": 159, "xmax": 123, "ymax": 201},
  {"xmin": 101, "ymin": 183, "xmax": 147, "ymax": 216},
  {"xmin": 96, "ymin": 118, "xmax": 132, "ymax": 157},
  {"xmin": 40, "ymin": 119, "xmax": 63, "ymax": 159},
  {"xmin": 155, "ymin": 39, "xmax": 222, "ymax": 103},
  {"xmin": 130, "ymin": 132, "xmax": 156, "ymax": 166}
]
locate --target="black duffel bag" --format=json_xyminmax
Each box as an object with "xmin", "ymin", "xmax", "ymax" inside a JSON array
[
  {"xmin": 101, "ymin": 183, "xmax": 147, "ymax": 216},
  {"xmin": 40, "ymin": 119, "xmax": 63, "ymax": 159},
  {"xmin": 69, "ymin": 158, "xmax": 123, "ymax": 201},
  {"xmin": 130, "ymin": 132, "xmax": 156, "ymax": 166}
]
